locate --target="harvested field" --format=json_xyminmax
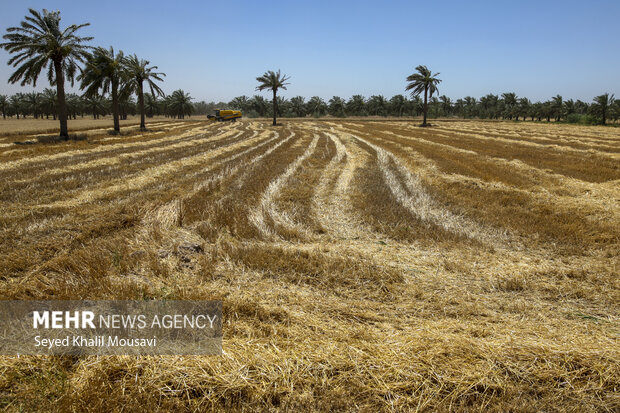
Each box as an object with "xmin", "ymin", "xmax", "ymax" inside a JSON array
[{"xmin": 0, "ymin": 119, "xmax": 618, "ymax": 411}]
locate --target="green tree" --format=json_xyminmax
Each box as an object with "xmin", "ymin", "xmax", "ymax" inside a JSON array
[
  {"xmin": 24, "ymin": 91, "xmax": 43, "ymax": 118},
  {"xmin": 256, "ymin": 69, "xmax": 290, "ymax": 126},
  {"xmin": 346, "ymin": 95, "xmax": 366, "ymax": 116},
  {"xmin": 367, "ymin": 95, "xmax": 388, "ymax": 116},
  {"xmin": 168, "ymin": 89, "xmax": 193, "ymax": 119},
  {"xmin": 439, "ymin": 95, "xmax": 452, "ymax": 117},
  {"xmin": 389, "ymin": 94, "xmax": 407, "ymax": 116},
  {"xmin": 82, "ymin": 94, "xmax": 107, "ymax": 119},
  {"xmin": 144, "ymin": 93, "xmax": 160, "ymax": 117},
  {"xmin": 79, "ymin": 46, "xmax": 126, "ymax": 133},
  {"xmin": 406, "ymin": 65, "xmax": 441, "ymax": 126},
  {"xmin": 306, "ymin": 96, "xmax": 327, "ymax": 117},
  {"xmin": 1, "ymin": 9, "xmax": 92, "ymax": 137},
  {"xmin": 501, "ymin": 92, "xmax": 517, "ymax": 120},
  {"xmin": 590, "ymin": 93, "xmax": 615, "ymax": 125},
  {"xmin": 517, "ymin": 97, "xmax": 531, "ymax": 121},
  {"xmin": 229, "ymin": 96, "xmax": 250, "ymax": 113},
  {"xmin": 612, "ymin": 100, "xmax": 620, "ymax": 124},
  {"xmin": 40, "ymin": 88, "xmax": 57, "ymax": 119},
  {"xmin": 463, "ymin": 96, "xmax": 477, "ymax": 118},
  {"xmin": 328, "ymin": 96, "xmax": 346, "ymax": 117},
  {"xmin": 10, "ymin": 93, "xmax": 25, "ymax": 118},
  {"xmin": 289, "ymin": 96, "xmax": 306, "ymax": 117},
  {"xmin": 0, "ymin": 94, "xmax": 7, "ymax": 119},
  {"xmin": 250, "ymin": 95, "xmax": 268, "ymax": 117},
  {"xmin": 551, "ymin": 95, "xmax": 564, "ymax": 122},
  {"xmin": 123, "ymin": 54, "xmax": 165, "ymax": 130},
  {"xmin": 564, "ymin": 99, "xmax": 576, "ymax": 117}
]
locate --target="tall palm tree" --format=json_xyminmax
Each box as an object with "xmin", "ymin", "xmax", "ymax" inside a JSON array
[
  {"xmin": 406, "ymin": 65, "xmax": 441, "ymax": 126},
  {"xmin": 1, "ymin": 9, "xmax": 92, "ymax": 138},
  {"xmin": 122, "ymin": 54, "xmax": 165, "ymax": 130},
  {"xmin": 79, "ymin": 46, "xmax": 126, "ymax": 133},
  {"xmin": 256, "ymin": 69, "xmax": 290, "ymax": 125}
]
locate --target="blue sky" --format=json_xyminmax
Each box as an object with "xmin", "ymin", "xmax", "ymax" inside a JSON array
[{"xmin": 1, "ymin": 0, "xmax": 619, "ymax": 103}]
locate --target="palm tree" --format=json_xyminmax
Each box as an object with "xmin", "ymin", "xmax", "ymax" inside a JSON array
[
  {"xmin": 389, "ymin": 95, "xmax": 407, "ymax": 117},
  {"xmin": 10, "ymin": 93, "xmax": 26, "ymax": 119},
  {"xmin": 463, "ymin": 96, "xmax": 477, "ymax": 118},
  {"xmin": 551, "ymin": 95, "xmax": 564, "ymax": 122},
  {"xmin": 306, "ymin": 96, "xmax": 327, "ymax": 117},
  {"xmin": 0, "ymin": 94, "xmax": 7, "ymax": 119},
  {"xmin": 439, "ymin": 95, "xmax": 452, "ymax": 117},
  {"xmin": 250, "ymin": 95, "xmax": 268, "ymax": 117},
  {"xmin": 25, "ymin": 91, "xmax": 43, "ymax": 118},
  {"xmin": 346, "ymin": 95, "xmax": 366, "ymax": 116},
  {"xmin": 40, "ymin": 88, "xmax": 57, "ymax": 119},
  {"xmin": 590, "ymin": 93, "xmax": 615, "ymax": 125},
  {"xmin": 518, "ymin": 98, "xmax": 531, "ymax": 121},
  {"xmin": 328, "ymin": 96, "xmax": 346, "ymax": 117},
  {"xmin": 367, "ymin": 95, "xmax": 388, "ymax": 116},
  {"xmin": 168, "ymin": 89, "xmax": 193, "ymax": 119},
  {"xmin": 79, "ymin": 46, "xmax": 126, "ymax": 133},
  {"xmin": 229, "ymin": 96, "xmax": 250, "ymax": 113},
  {"xmin": 256, "ymin": 69, "xmax": 290, "ymax": 125},
  {"xmin": 82, "ymin": 94, "xmax": 107, "ymax": 119},
  {"xmin": 144, "ymin": 93, "xmax": 160, "ymax": 117},
  {"xmin": 1, "ymin": 9, "xmax": 92, "ymax": 138},
  {"xmin": 122, "ymin": 54, "xmax": 165, "ymax": 130},
  {"xmin": 406, "ymin": 65, "xmax": 441, "ymax": 126},
  {"xmin": 289, "ymin": 96, "xmax": 306, "ymax": 117}
]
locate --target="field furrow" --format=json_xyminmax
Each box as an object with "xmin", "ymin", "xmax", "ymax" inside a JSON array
[{"xmin": 0, "ymin": 119, "xmax": 617, "ymax": 413}]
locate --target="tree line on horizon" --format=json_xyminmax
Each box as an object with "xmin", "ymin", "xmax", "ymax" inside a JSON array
[
  {"xmin": 0, "ymin": 89, "xmax": 195, "ymax": 121},
  {"xmin": 198, "ymin": 92, "xmax": 619, "ymax": 125},
  {"xmin": 3, "ymin": 89, "xmax": 618, "ymax": 126}
]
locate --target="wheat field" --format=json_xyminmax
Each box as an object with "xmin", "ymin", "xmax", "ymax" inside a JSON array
[{"xmin": 0, "ymin": 118, "xmax": 618, "ymax": 411}]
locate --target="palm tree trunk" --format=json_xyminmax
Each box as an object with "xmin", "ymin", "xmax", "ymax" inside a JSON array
[
  {"xmin": 111, "ymin": 80, "xmax": 120, "ymax": 133},
  {"xmin": 272, "ymin": 89, "xmax": 277, "ymax": 126},
  {"xmin": 139, "ymin": 81, "xmax": 146, "ymax": 131},
  {"xmin": 53, "ymin": 59, "xmax": 69, "ymax": 139},
  {"xmin": 422, "ymin": 87, "xmax": 428, "ymax": 126}
]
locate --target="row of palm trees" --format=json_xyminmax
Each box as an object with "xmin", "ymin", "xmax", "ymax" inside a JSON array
[
  {"xmin": 0, "ymin": 8, "xmax": 171, "ymax": 137},
  {"xmin": 0, "ymin": 89, "xmax": 195, "ymax": 121},
  {"xmin": 216, "ymin": 92, "xmax": 618, "ymax": 125},
  {"xmin": 5, "ymin": 88, "xmax": 617, "ymax": 126},
  {"xmin": 247, "ymin": 66, "xmax": 617, "ymax": 126}
]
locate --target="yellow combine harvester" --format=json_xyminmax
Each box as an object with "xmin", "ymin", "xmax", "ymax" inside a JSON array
[{"xmin": 207, "ymin": 109, "xmax": 242, "ymax": 122}]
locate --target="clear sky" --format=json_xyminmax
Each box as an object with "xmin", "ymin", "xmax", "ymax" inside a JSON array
[{"xmin": 1, "ymin": 0, "xmax": 618, "ymax": 103}]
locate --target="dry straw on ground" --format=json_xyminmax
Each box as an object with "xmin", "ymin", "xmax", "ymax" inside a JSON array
[{"xmin": 0, "ymin": 118, "xmax": 618, "ymax": 411}]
